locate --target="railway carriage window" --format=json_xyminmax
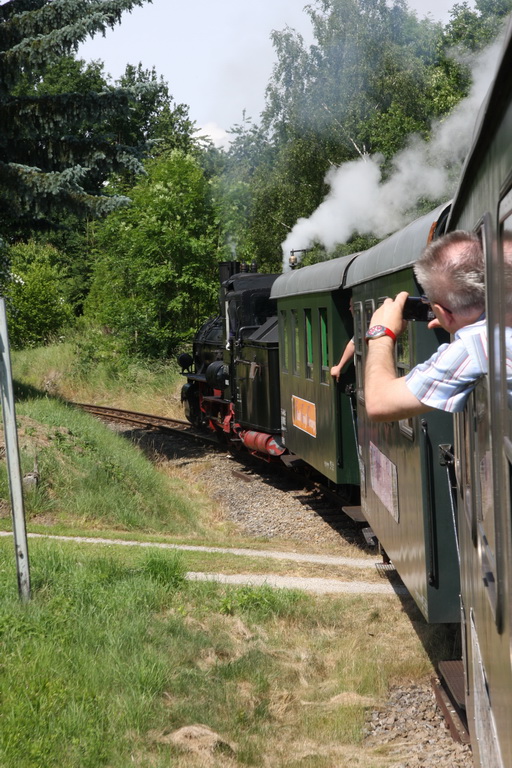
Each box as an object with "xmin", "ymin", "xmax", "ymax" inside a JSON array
[
  {"xmin": 353, "ymin": 302, "xmax": 363, "ymax": 355},
  {"xmin": 319, "ymin": 308, "xmax": 329, "ymax": 384},
  {"xmin": 356, "ymin": 300, "xmax": 375, "ymax": 404},
  {"xmin": 500, "ymin": 212, "xmax": 512, "ymax": 437},
  {"xmin": 470, "ymin": 215, "xmax": 502, "ymax": 621},
  {"xmin": 364, "ymin": 300, "xmax": 374, "ymax": 333},
  {"xmin": 280, "ymin": 310, "xmax": 289, "ymax": 373},
  {"xmin": 353, "ymin": 302, "xmax": 364, "ymax": 402},
  {"xmin": 305, "ymin": 309, "xmax": 313, "ymax": 380},
  {"xmin": 397, "ymin": 325, "xmax": 413, "ymax": 438},
  {"xmin": 291, "ymin": 309, "xmax": 300, "ymax": 375}
]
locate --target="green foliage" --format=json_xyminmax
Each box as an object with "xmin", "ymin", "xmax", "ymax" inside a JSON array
[
  {"xmin": 7, "ymin": 396, "xmax": 204, "ymax": 534},
  {"xmin": 264, "ymin": 0, "xmax": 441, "ymax": 151},
  {"xmin": 113, "ymin": 63, "xmax": 196, "ymax": 161},
  {"xmin": 0, "ymin": 0, "xmax": 155, "ymax": 232},
  {"xmin": 2, "ymin": 0, "xmax": 510, "ymax": 357},
  {"xmin": 215, "ymin": 0, "xmax": 449, "ymax": 268},
  {"xmin": 214, "ymin": 0, "xmax": 512, "ymax": 266},
  {"xmin": 444, "ymin": 0, "xmax": 512, "ymax": 50},
  {"xmin": 84, "ymin": 149, "xmax": 220, "ymax": 357},
  {"xmin": 219, "ymin": 584, "xmax": 304, "ymax": 618},
  {"xmin": 140, "ymin": 551, "xmax": 187, "ymax": 589},
  {"xmin": 4, "ymin": 240, "xmax": 74, "ymax": 349},
  {"xmin": 0, "ymin": 535, "xmax": 447, "ymax": 768}
]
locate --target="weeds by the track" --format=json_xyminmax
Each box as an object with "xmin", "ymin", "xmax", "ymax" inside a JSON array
[
  {"xmin": 0, "ymin": 537, "xmax": 451, "ymax": 768},
  {"xmin": 12, "ymin": 338, "xmax": 185, "ymax": 419},
  {"xmin": 0, "ymin": 343, "xmax": 456, "ymax": 767},
  {"xmin": 0, "ymin": 396, "xmax": 211, "ymax": 536}
]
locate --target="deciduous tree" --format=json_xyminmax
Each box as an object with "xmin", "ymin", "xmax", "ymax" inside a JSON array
[{"xmin": 85, "ymin": 150, "xmax": 220, "ymax": 358}]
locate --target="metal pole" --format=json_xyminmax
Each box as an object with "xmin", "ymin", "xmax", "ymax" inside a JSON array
[{"xmin": 0, "ymin": 298, "xmax": 31, "ymax": 600}]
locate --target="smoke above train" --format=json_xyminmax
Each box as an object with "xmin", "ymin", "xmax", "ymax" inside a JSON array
[{"xmin": 281, "ymin": 38, "xmax": 502, "ymax": 270}]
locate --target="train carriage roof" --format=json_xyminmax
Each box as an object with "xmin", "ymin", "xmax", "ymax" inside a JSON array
[
  {"xmin": 270, "ymin": 202, "xmax": 450, "ymax": 299},
  {"xmin": 270, "ymin": 253, "xmax": 358, "ymax": 299},
  {"xmin": 344, "ymin": 202, "xmax": 451, "ymax": 287}
]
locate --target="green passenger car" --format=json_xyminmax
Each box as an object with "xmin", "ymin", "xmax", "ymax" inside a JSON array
[
  {"xmin": 345, "ymin": 203, "xmax": 461, "ymax": 623},
  {"xmin": 270, "ymin": 255, "xmax": 360, "ymax": 491}
]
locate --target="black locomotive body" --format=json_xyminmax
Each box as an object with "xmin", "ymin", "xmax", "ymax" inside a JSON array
[{"xmin": 181, "ymin": 263, "xmax": 284, "ymax": 458}]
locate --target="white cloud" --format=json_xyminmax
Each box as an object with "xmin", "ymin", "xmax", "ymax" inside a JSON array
[{"xmin": 194, "ymin": 122, "xmax": 231, "ymax": 149}]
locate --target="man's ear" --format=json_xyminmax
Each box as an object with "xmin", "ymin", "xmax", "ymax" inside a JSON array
[{"xmin": 432, "ymin": 303, "xmax": 457, "ymax": 333}]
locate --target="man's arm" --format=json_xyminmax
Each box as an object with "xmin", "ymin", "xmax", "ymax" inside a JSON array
[
  {"xmin": 331, "ymin": 337, "xmax": 355, "ymax": 380},
  {"xmin": 364, "ymin": 291, "xmax": 432, "ymax": 421},
  {"xmin": 365, "ymin": 335, "xmax": 432, "ymax": 421}
]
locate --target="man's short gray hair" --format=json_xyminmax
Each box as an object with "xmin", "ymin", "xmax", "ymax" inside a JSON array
[{"xmin": 414, "ymin": 231, "xmax": 485, "ymax": 315}]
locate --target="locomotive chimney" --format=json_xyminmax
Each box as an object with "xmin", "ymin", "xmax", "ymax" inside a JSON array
[{"xmin": 218, "ymin": 260, "xmax": 241, "ymax": 308}]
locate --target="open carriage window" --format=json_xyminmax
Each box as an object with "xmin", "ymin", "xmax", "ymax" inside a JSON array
[{"xmin": 500, "ymin": 206, "xmax": 512, "ymax": 439}]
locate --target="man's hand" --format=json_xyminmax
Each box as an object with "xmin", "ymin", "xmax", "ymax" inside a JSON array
[
  {"xmin": 369, "ymin": 291, "xmax": 409, "ymax": 337},
  {"xmin": 364, "ymin": 290, "xmax": 432, "ymax": 421}
]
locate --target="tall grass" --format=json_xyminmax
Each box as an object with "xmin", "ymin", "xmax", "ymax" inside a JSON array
[
  {"xmin": 3, "ymin": 343, "xmax": 457, "ymax": 767},
  {"xmin": 12, "ymin": 336, "xmax": 185, "ymax": 418},
  {"xmin": 0, "ymin": 395, "xmax": 210, "ymax": 536},
  {"xmin": 0, "ymin": 538, "xmax": 446, "ymax": 768}
]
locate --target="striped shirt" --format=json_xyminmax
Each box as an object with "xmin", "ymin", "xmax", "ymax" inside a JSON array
[{"xmin": 405, "ymin": 318, "xmax": 488, "ymax": 412}]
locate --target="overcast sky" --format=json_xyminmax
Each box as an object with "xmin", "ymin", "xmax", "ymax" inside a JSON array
[{"xmin": 78, "ymin": 0, "xmax": 464, "ymax": 146}]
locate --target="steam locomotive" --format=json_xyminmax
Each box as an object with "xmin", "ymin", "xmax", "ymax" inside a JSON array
[{"xmin": 180, "ymin": 17, "xmax": 512, "ymax": 768}]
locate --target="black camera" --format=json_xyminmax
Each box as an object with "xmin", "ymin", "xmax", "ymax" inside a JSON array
[{"xmin": 403, "ymin": 297, "xmax": 433, "ymax": 322}]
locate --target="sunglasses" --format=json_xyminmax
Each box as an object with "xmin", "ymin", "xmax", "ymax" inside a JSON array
[{"xmin": 420, "ymin": 295, "xmax": 453, "ymax": 315}]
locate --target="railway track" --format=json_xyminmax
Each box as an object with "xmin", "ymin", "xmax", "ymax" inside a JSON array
[
  {"xmin": 74, "ymin": 400, "xmax": 469, "ymax": 757},
  {"xmin": 76, "ymin": 401, "xmax": 363, "ymax": 529},
  {"xmin": 74, "ymin": 403, "xmax": 220, "ymax": 445}
]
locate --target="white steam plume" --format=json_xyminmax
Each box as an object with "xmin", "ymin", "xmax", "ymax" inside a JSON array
[{"xmin": 281, "ymin": 39, "xmax": 502, "ymax": 270}]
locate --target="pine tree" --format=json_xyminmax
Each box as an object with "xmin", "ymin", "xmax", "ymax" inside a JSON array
[{"xmin": 0, "ymin": 0, "xmax": 154, "ymax": 235}]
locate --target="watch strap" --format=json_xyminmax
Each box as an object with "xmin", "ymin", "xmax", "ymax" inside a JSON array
[{"xmin": 365, "ymin": 326, "xmax": 397, "ymax": 343}]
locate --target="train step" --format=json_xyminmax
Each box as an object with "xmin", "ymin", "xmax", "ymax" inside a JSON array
[
  {"xmin": 362, "ymin": 526, "xmax": 378, "ymax": 547},
  {"xmin": 432, "ymin": 660, "xmax": 470, "ymax": 744},
  {"xmin": 375, "ymin": 562, "xmax": 396, "ymax": 576},
  {"xmin": 342, "ymin": 505, "xmax": 366, "ymax": 522},
  {"xmin": 280, "ymin": 454, "xmax": 307, "ymax": 469},
  {"xmin": 438, "ymin": 660, "xmax": 465, "ymax": 709}
]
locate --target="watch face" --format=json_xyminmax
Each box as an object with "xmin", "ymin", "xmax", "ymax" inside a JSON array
[{"xmin": 366, "ymin": 325, "xmax": 386, "ymax": 339}]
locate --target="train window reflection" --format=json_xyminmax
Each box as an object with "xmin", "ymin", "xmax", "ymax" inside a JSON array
[
  {"xmin": 292, "ymin": 309, "xmax": 300, "ymax": 375},
  {"xmin": 354, "ymin": 302, "xmax": 364, "ymax": 403},
  {"xmin": 305, "ymin": 309, "xmax": 313, "ymax": 380},
  {"xmin": 365, "ymin": 300, "xmax": 374, "ymax": 332},
  {"xmin": 320, "ymin": 308, "xmax": 329, "ymax": 384},
  {"xmin": 397, "ymin": 325, "xmax": 413, "ymax": 438},
  {"xmin": 280, "ymin": 310, "xmax": 289, "ymax": 373},
  {"xmin": 499, "ymin": 213, "xmax": 512, "ymax": 435}
]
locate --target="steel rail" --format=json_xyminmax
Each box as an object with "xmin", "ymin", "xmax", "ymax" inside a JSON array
[{"xmin": 73, "ymin": 403, "xmax": 220, "ymax": 444}]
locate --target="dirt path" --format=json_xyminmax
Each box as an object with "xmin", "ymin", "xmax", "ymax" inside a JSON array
[{"xmin": 0, "ymin": 531, "xmax": 407, "ymax": 596}]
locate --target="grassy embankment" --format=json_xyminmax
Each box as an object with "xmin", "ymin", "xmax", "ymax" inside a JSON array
[{"xmin": 0, "ymin": 341, "xmax": 455, "ymax": 768}]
